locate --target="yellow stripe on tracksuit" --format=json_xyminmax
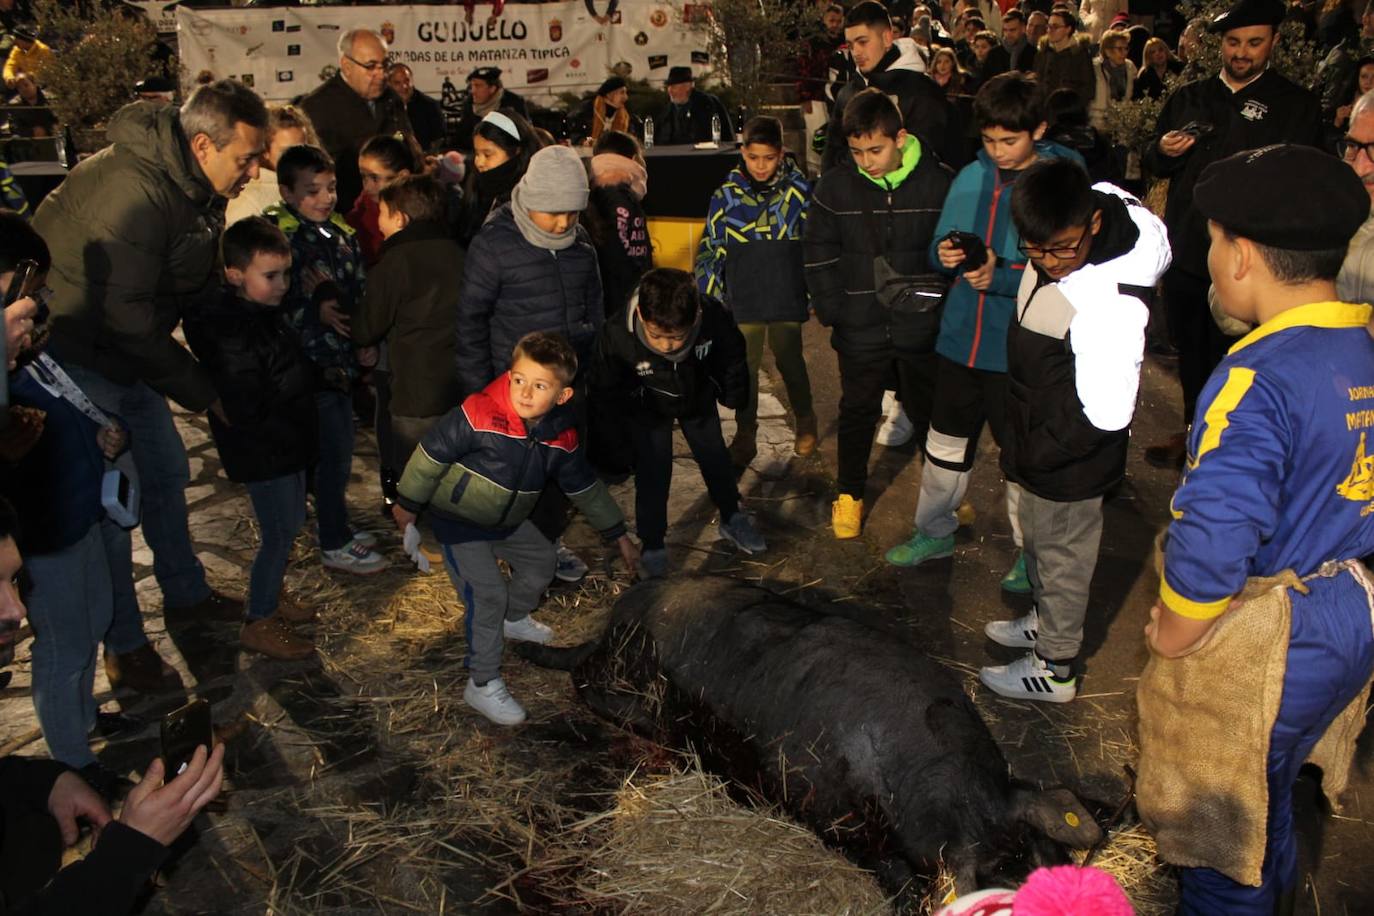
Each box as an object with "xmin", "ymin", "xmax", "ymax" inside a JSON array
[{"xmin": 1169, "ymin": 367, "xmax": 1257, "ymax": 520}]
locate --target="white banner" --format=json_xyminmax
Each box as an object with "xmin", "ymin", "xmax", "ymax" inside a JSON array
[
  {"xmin": 174, "ymin": 3, "xmax": 714, "ymax": 105},
  {"xmin": 125, "ymin": 1, "xmax": 179, "ymax": 36}
]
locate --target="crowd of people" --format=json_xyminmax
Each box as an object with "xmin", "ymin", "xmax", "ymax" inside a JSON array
[{"xmin": 0, "ymin": 0, "xmax": 1373, "ymax": 911}]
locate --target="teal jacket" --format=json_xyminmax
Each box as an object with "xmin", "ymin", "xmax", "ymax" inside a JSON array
[{"xmin": 928, "ymin": 141, "xmax": 1082, "ymax": 372}]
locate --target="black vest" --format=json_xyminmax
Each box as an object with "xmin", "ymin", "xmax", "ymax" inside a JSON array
[{"xmin": 1001, "ymin": 280, "xmax": 1130, "ymax": 502}]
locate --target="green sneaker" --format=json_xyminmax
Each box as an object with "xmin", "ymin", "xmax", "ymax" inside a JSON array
[
  {"xmin": 1000, "ymin": 551, "xmax": 1031, "ymax": 594},
  {"xmin": 885, "ymin": 531, "xmax": 955, "ymax": 567}
]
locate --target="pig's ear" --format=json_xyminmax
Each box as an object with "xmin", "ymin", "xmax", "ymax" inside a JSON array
[{"xmin": 1010, "ymin": 786, "xmax": 1104, "ymax": 848}]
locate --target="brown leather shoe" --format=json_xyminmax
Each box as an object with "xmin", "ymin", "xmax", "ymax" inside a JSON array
[
  {"xmin": 276, "ymin": 594, "xmax": 317, "ymax": 624},
  {"xmin": 794, "ymin": 413, "xmax": 818, "ymax": 458},
  {"xmin": 240, "ymin": 616, "xmax": 315, "ymax": 661},
  {"xmin": 104, "ymin": 643, "xmax": 182, "ymax": 694},
  {"xmin": 166, "ymin": 589, "xmax": 245, "ymax": 622},
  {"xmin": 1144, "ymin": 432, "xmax": 1187, "ymax": 471}
]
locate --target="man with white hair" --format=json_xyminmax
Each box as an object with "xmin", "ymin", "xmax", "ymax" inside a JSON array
[
  {"xmin": 300, "ymin": 28, "xmax": 413, "ymax": 210},
  {"xmin": 1337, "ymin": 90, "xmax": 1374, "ymax": 303}
]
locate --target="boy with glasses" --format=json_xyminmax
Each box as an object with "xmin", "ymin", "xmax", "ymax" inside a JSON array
[{"xmin": 978, "ymin": 158, "xmax": 1170, "ymax": 702}]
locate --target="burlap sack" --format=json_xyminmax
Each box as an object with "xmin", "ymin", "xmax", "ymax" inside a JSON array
[{"xmin": 1136, "ymin": 564, "xmax": 1374, "ymax": 887}]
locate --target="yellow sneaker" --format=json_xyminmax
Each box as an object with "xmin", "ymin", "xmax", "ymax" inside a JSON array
[
  {"xmin": 832, "ymin": 495, "xmax": 863, "ymax": 539},
  {"xmin": 955, "ymin": 501, "xmax": 977, "ymax": 528}
]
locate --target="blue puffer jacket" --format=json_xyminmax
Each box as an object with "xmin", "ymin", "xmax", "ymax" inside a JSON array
[
  {"xmin": 695, "ymin": 159, "xmax": 811, "ymax": 324},
  {"xmin": 927, "ymin": 141, "xmax": 1082, "ymax": 373},
  {"xmin": 454, "ymin": 204, "xmax": 604, "ymax": 398}
]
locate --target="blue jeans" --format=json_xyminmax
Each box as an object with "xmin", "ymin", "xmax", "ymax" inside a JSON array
[
  {"xmin": 63, "ymin": 364, "xmax": 209, "ymax": 653},
  {"xmin": 314, "ymin": 390, "xmax": 355, "ymax": 551},
  {"xmin": 1178, "ymin": 567, "xmax": 1374, "ymax": 913},
  {"xmin": 25, "ymin": 523, "xmax": 115, "ymax": 767},
  {"xmin": 245, "ymin": 472, "xmax": 307, "ymax": 621}
]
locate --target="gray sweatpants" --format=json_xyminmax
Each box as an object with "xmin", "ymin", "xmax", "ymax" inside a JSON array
[
  {"xmin": 441, "ymin": 521, "xmax": 557, "ymax": 684},
  {"xmin": 1019, "ymin": 489, "xmax": 1104, "ymax": 663}
]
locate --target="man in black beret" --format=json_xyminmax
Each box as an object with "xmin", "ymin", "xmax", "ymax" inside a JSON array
[
  {"xmin": 1141, "ymin": 0, "xmax": 1322, "ymax": 470},
  {"xmin": 1141, "ymin": 143, "xmax": 1374, "ymax": 915},
  {"xmin": 651, "ymin": 66, "xmax": 733, "ymax": 145},
  {"xmin": 452, "ymin": 66, "xmax": 529, "ymax": 152}
]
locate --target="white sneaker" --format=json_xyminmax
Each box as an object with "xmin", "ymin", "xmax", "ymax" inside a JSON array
[
  {"xmin": 349, "ymin": 530, "xmax": 378, "ymax": 547},
  {"xmin": 984, "ymin": 606, "xmax": 1039, "ymax": 649},
  {"xmin": 321, "ymin": 540, "xmax": 388, "ymax": 575},
  {"xmin": 979, "ymin": 651, "xmax": 1076, "ymax": 703},
  {"xmin": 504, "ymin": 615, "xmax": 554, "ymax": 644},
  {"xmin": 875, "ymin": 392, "xmax": 914, "ymax": 447},
  {"xmin": 463, "ymin": 677, "xmax": 527, "ymax": 725},
  {"xmin": 554, "ymin": 540, "xmax": 588, "ymax": 583}
]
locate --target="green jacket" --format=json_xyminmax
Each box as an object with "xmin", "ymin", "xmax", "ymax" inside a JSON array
[{"xmin": 34, "ymin": 102, "xmax": 222, "ymax": 410}]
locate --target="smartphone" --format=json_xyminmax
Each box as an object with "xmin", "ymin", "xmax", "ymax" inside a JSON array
[
  {"xmin": 160, "ymin": 699, "xmax": 213, "ymax": 777},
  {"xmin": 943, "ymin": 230, "xmax": 988, "ymax": 271},
  {"xmin": 1179, "ymin": 121, "xmax": 1215, "ymax": 142}
]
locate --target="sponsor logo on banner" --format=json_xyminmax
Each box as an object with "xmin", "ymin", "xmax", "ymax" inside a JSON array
[
  {"xmin": 634, "ymin": 31, "xmax": 648, "ymax": 45},
  {"xmin": 527, "ymin": 68, "xmax": 550, "ymax": 83},
  {"xmin": 650, "ymin": 9, "xmax": 668, "ymax": 27},
  {"xmin": 691, "ymin": 50, "xmax": 709, "ymax": 64},
  {"xmin": 277, "ymin": 70, "xmax": 294, "ymax": 82},
  {"xmin": 273, "ymin": 20, "xmax": 285, "ymax": 32},
  {"xmin": 648, "ymin": 54, "xmax": 668, "ymax": 70},
  {"xmin": 287, "ymin": 45, "xmax": 301, "ymax": 56},
  {"xmin": 550, "ymin": 18, "xmax": 563, "ymax": 42},
  {"xmin": 286, "ymin": 24, "xmax": 301, "ymax": 33},
  {"xmin": 381, "ymin": 22, "xmax": 397, "ymax": 45},
  {"xmin": 240, "ymin": 74, "xmax": 255, "ymax": 87}
]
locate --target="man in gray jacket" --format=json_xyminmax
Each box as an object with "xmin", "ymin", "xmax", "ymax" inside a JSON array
[{"xmin": 32, "ymin": 80, "xmax": 267, "ymax": 692}]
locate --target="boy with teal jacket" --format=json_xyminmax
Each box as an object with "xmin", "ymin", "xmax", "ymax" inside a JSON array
[{"xmin": 885, "ymin": 73, "xmax": 1081, "ymax": 588}]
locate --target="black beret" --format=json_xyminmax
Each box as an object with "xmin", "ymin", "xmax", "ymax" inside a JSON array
[
  {"xmin": 1208, "ymin": 0, "xmax": 1285, "ymax": 33},
  {"xmin": 468, "ymin": 67, "xmax": 502, "ymax": 84},
  {"xmin": 665, "ymin": 66, "xmax": 695, "ymax": 86},
  {"xmin": 596, "ymin": 76, "xmax": 627, "ymax": 98},
  {"xmin": 135, "ymin": 76, "xmax": 176, "ymax": 94},
  {"xmin": 1194, "ymin": 144, "xmax": 1369, "ymax": 250}
]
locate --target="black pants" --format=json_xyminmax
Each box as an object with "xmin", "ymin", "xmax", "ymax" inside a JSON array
[
  {"xmin": 925, "ymin": 355, "xmax": 1008, "ymax": 472},
  {"xmin": 1164, "ymin": 267, "xmax": 1238, "ymax": 427},
  {"xmin": 630, "ymin": 411, "xmax": 740, "ymax": 550},
  {"xmin": 836, "ymin": 350, "xmax": 935, "ymax": 498}
]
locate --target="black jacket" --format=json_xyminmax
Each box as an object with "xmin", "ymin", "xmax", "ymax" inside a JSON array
[
  {"xmin": 803, "ymin": 141, "xmax": 951, "ymax": 357},
  {"xmin": 299, "ymin": 75, "xmax": 413, "ymax": 212},
  {"xmin": 1006, "ymin": 39, "xmax": 1036, "ymax": 73},
  {"xmin": 652, "ymin": 89, "xmax": 734, "ymax": 146},
  {"xmin": 1143, "ymin": 69, "xmax": 1322, "ymax": 277},
  {"xmin": 352, "ymin": 220, "xmax": 465, "ymax": 418},
  {"xmin": 585, "ymin": 181, "xmax": 653, "ymax": 320},
  {"xmin": 183, "ymin": 290, "xmax": 318, "ymax": 484},
  {"xmin": 455, "ymin": 204, "xmax": 604, "ymax": 397},
  {"xmin": 0, "ymin": 756, "xmax": 166, "ymax": 916},
  {"xmin": 589, "ymin": 294, "xmax": 749, "ymax": 423},
  {"xmin": 406, "ymin": 89, "xmax": 448, "ymax": 151},
  {"xmin": 1033, "ymin": 35, "xmax": 1096, "ymax": 102},
  {"xmin": 1001, "ymin": 192, "xmax": 1143, "ymax": 502},
  {"xmin": 822, "ymin": 44, "xmax": 961, "ymax": 171},
  {"xmin": 452, "ymin": 90, "xmax": 529, "ymax": 151}
]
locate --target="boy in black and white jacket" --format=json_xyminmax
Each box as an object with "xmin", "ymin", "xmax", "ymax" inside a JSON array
[{"xmin": 979, "ymin": 157, "xmax": 1171, "ymax": 703}]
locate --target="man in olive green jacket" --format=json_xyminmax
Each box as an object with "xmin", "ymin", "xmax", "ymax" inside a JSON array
[{"xmin": 31, "ymin": 80, "xmax": 267, "ymax": 690}]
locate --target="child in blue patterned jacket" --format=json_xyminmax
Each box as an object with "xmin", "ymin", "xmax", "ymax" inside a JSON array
[
  {"xmin": 267, "ymin": 144, "xmax": 386, "ymax": 576},
  {"xmin": 696, "ymin": 116, "xmax": 815, "ymax": 468}
]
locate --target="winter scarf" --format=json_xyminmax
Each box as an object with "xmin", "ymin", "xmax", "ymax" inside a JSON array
[{"xmin": 591, "ymin": 95, "xmax": 630, "ymax": 143}]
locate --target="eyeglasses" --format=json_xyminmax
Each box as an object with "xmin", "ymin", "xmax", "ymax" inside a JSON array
[
  {"xmin": 345, "ymin": 54, "xmax": 387, "ymax": 73},
  {"xmin": 1019, "ymin": 226, "xmax": 1091, "ymax": 260},
  {"xmin": 1337, "ymin": 136, "xmax": 1374, "ymax": 162}
]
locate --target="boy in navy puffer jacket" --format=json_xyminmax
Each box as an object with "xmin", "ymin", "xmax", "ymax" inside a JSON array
[
  {"xmin": 696, "ymin": 116, "xmax": 816, "ymax": 468},
  {"xmin": 885, "ymin": 74, "xmax": 1082, "ymax": 590},
  {"xmin": 393, "ymin": 332, "xmax": 638, "ymax": 726}
]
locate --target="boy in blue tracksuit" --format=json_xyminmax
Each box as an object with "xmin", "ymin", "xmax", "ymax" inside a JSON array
[
  {"xmin": 696, "ymin": 115, "xmax": 816, "ymax": 467},
  {"xmin": 1143, "ymin": 147, "xmax": 1374, "ymax": 913},
  {"xmin": 885, "ymin": 73, "xmax": 1080, "ymax": 590}
]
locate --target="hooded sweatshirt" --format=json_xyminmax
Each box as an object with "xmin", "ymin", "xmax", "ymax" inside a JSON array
[
  {"xmin": 585, "ymin": 153, "xmax": 652, "ymax": 319},
  {"xmin": 34, "ymin": 101, "xmax": 221, "ymax": 410}
]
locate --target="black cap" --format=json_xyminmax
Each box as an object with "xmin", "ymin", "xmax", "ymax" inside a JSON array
[
  {"xmin": 1194, "ymin": 144, "xmax": 1369, "ymax": 250},
  {"xmin": 1208, "ymin": 0, "xmax": 1285, "ymax": 33},
  {"xmin": 596, "ymin": 75, "xmax": 627, "ymax": 97},
  {"xmin": 665, "ymin": 66, "xmax": 694, "ymax": 86},
  {"xmin": 468, "ymin": 67, "xmax": 502, "ymax": 84},
  {"xmin": 135, "ymin": 76, "xmax": 176, "ymax": 95}
]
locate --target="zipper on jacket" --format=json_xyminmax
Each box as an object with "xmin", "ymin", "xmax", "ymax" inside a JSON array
[
  {"xmin": 496, "ymin": 435, "xmax": 538, "ymax": 528},
  {"xmin": 969, "ymin": 181, "xmax": 1004, "ymax": 367}
]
